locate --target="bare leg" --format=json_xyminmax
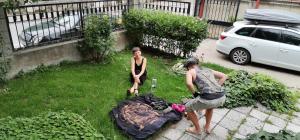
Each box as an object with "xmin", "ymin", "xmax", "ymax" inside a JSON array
[
  {"xmin": 129, "ymin": 82, "xmax": 138, "ymax": 93},
  {"xmin": 134, "ymin": 82, "xmax": 138, "ymax": 93},
  {"xmin": 205, "ymin": 109, "xmax": 213, "ymax": 134},
  {"xmin": 185, "ymin": 111, "xmax": 198, "ymax": 120},
  {"xmin": 186, "ymin": 111, "xmax": 201, "ymax": 134},
  {"xmin": 130, "ymin": 78, "xmax": 140, "ymax": 94},
  {"xmin": 133, "ymin": 78, "xmax": 140, "ymax": 95}
]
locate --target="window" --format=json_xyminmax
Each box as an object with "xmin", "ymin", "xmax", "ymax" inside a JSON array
[
  {"xmin": 282, "ymin": 31, "xmax": 300, "ymax": 46},
  {"xmin": 252, "ymin": 28, "xmax": 281, "ymax": 42},
  {"xmin": 235, "ymin": 27, "xmax": 255, "ymax": 36}
]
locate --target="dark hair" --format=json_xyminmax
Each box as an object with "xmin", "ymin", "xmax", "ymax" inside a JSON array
[{"xmin": 132, "ymin": 47, "xmax": 141, "ymax": 53}]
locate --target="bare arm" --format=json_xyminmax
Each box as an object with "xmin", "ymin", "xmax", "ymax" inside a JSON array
[
  {"xmin": 137, "ymin": 58, "xmax": 147, "ymax": 77},
  {"xmin": 212, "ymin": 70, "xmax": 228, "ymax": 85},
  {"xmin": 131, "ymin": 58, "xmax": 136, "ymax": 77},
  {"xmin": 186, "ymin": 70, "xmax": 196, "ymax": 94}
]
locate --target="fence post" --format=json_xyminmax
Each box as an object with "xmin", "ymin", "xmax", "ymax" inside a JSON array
[
  {"xmin": 255, "ymin": 0, "xmax": 260, "ymax": 8},
  {"xmin": 198, "ymin": 0, "xmax": 205, "ymax": 18},
  {"xmin": 0, "ymin": 6, "xmax": 13, "ymax": 80},
  {"xmin": 187, "ymin": 2, "xmax": 191, "ymax": 15},
  {"xmin": 127, "ymin": 0, "xmax": 133, "ymax": 9},
  {"xmin": 234, "ymin": 0, "xmax": 241, "ymax": 21},
  {"xmin": 0, "ymin": 7, "xmax": 13, "ymax": 58},
  {"xmin": 194, "ymin": 0, "xmax": 200, "ymax": 16},
  {"xmin": 79, "ymin": 3, "xmax": 84, "ymax": 37}
]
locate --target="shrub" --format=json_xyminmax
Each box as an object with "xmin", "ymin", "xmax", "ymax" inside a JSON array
[
  {"xmin": 0, "ymin": 112, "xmax": 105, "ymax": 139},
  {"xmin": 239, "ymin": 130, "xmax": 300, "ymax": 140},
  {"xmin": 251, "ymin": 73, "xmax": 296, "ymax": 112},
  {"xmin": 0, "ymin": 33, "xmax": 10, "ymax": 85},
  {"xmin": 123, "ymin": 9, "xmax": 207, "ymax": 57},
  {"xmin": 223, "ymin": 71, "xmax": 256, "ymax": 108},
  {"xmin": 3, "ymin": 0, "xmax": 19, "ymax": 10},
  {"xmin": 78, "ymin": 15, "xmax": 114, "ymax": 62},
  {"xmin": 0, "ymin": 60, "xmax": 9, "ymax": 84},
  {"xmin": 223, "ymin": 71, "xmax": 297, "ymax": 113}
]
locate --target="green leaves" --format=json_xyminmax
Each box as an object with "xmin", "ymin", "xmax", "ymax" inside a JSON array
[
  {"xmin": 0, "ymin": 32, "xmax": 10, "ymax": 85},
  {"xmin": 0, "ymin": 111, "xmax": 106, "ymax": 140},
  {"xmin": 78, "ymin": 15, "xmax": 114, "ymax": 63},
  {"xmin": 123, "ymin": 9, "xmax": 207, "ymax": 57},
  {"xmin": 240, "ymin": 130, "xmax": 299, "ymax": 140},
  {"xmin": 223, "ymin": 71, "xmax": 297, "ymax": 113}
]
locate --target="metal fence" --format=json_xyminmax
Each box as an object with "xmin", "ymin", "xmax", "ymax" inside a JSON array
[
  {"xmin": 195, "ymin": 0, "xmax": 241, "ymax": 38},
  {"xmin": 142, "ymin": 0, "xmax": 191, "ymax": 16},
  {"xmin": 5, "ymin": 0, "xmax": 191, "ymax": 51}
]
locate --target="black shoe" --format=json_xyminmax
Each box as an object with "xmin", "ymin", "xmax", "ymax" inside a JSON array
[{"xmin": 127, "ymin": 89, "xmax": 131, "ymax": 97}]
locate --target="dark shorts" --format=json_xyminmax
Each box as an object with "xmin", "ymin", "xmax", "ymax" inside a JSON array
[{"xmin": 130, "ymin": 70, "xmax": 147, "ymax": 85}]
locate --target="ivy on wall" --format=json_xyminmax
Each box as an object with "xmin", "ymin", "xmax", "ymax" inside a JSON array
[{"xmin": 0, "ymin": 33, "xmax": 10, "ymax": 84}]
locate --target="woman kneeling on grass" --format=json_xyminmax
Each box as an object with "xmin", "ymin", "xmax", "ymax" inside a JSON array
[
  {"xmin": 184, "ymin": 57, "xmax": 227, "ymax": 135},
  {"xmin": 127, "ymin": 47, "xmax": 147, "ymax": 96}
]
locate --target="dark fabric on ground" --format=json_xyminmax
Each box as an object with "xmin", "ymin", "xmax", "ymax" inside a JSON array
[{"xmin": 110, "ymin": 94, "xmax": 182, "ymax": 140}]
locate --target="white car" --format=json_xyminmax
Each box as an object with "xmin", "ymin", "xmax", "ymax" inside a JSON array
[
  {"xmin": 18, "ymin": 14, "xmax": 81, "ymax": 47},
  {"xmin": 216, "ymin": 21, "xmax": 300, "ymax": 72}
]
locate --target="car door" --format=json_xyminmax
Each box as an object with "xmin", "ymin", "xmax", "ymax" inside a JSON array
[
  {"xmin": 250, "ymin": 28, "xmax": 281, "ymax": 65},
  {"xmin": 276, "ymin": 30, "xmax": 300, "ymax": 71}
]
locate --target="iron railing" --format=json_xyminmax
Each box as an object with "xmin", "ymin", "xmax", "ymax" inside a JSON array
[
  {"xmin": 5, "ymin": 0, "xmax": 191, "ymax": 51},
  {"xmin": 143, "ymin": 0, "xmax": 191, "ymax": 16},
  {"xmin": 194, "ymin": 0, "xmax": 241, "ymax": 38}
]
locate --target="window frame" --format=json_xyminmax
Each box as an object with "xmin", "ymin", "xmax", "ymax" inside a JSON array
[
  {"xmin": 281, "ymin": 30, "xmax": 300, "ymax": 46},
  {"xmin": 250, "ymin": 27, "xmax": 282, "ymax": 43},
  {"xmin": 235, "ymin": 27, "xmax": 256, "ymax": 37}
]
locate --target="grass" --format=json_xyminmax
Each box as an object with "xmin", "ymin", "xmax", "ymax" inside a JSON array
[
  {"xmin": 264, "ymin": 119, "xmax": 273, "ymax": 125},
  {"xmin": 1, "ymin": 50, "xmax": 297, "ymax": 139},
  {"xmin": 0, "ymin": 51, "xmax": 189, "ymax": 139},
  {"xmin": 201, "ymin": 62, "xmax": 234, "ymax": 74}
]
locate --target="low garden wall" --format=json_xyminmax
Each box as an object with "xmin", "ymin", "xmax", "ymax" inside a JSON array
[{"xmin": 7, "ymin": 30, "xmax": 128, "ymax": 78}]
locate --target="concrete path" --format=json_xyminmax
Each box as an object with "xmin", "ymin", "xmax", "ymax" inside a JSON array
[
  {"xmin": 153, "ymin": 100, "xmax": 300, "ymax": 140},
  {"xmin": 194, "ymin": 39, "xmax": 300, "ymax": 89}
]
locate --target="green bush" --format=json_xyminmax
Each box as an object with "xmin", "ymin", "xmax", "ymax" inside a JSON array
[
  {"xmin": 78, "ymin": 15, "xmax": 114, "ymax": 62},
  {"xmin": 0, "ymin": 60, "xmax": 9, "ymax": 84},
  {"xmin": 223, "ymin": 71, "xmax": 297, "ymax": 113},
  {"xmin": 251, "ymin": 74, "xmax": 296, "ymax": 112},
  {"xmin": 3, "ymin": 0, "xmax": 19, "ymax": 10},
  {"xmin": 223, "ymin": 71, "xmax": 256, "ymax": 108},
  {"xmin": 123, "ymin": 9, "xmax": 207, "ymax": 57},
  {"xmin": 239, "ymin": 130, "xmax": 300, "ymax": 140},
  {"xmin": 0, "ymin": 33, "xmax": 10, "ymax": 85},
  {"xmin": 0, "ymin": 112, "xmax": 105, "ymax": 139}
]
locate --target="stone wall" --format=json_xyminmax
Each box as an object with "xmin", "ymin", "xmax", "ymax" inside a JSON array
[{"xmin": 5, "ymin": 30, "xmax": 127, "ymax": 78}]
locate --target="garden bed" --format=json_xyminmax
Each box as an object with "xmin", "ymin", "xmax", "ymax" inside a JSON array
[
  {"xmin": 0, "ymin": 51, "xmax": 187, "ymax": 139},
  {"xmin": 0, "ymin": 51, "xmax": 298, "ymax": 139}
]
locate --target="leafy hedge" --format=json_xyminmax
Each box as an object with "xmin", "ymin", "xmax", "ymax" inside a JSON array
[
  {"xmin": 239, "ymin": 130, "xmax": 300, "ymax": 140},
  {"xmin": 224, "ymin": 71, "xmax": 297, "ymax": 113},
  {"xmin": 78, "ymin": 15, "xmax": 114, "ymax": 62},
  {"xmin": 123, "ymin": 9, "xmax": 207, "ymax": 57},
  {"xmin": 0, "ymin": 33, "xmax": 10, "ymax": 85},
  {"xmin": 0, "ymin": 112, "xmax": 105, "ymax": 139}
]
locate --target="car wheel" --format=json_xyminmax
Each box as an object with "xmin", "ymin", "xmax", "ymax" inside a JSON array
[{"xmin": 230, "ymin": 48, "xmax": 250, "ymax": 65}]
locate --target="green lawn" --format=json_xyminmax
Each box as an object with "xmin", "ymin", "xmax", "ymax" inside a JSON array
[{"xmin": 0, "ymin": 51, "xmax": 188, "ymax": 139}]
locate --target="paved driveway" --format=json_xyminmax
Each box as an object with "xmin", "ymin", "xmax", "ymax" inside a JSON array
[{"xmin": 194, "ymin": 39, "xmax": 300, "ymax": 89}]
